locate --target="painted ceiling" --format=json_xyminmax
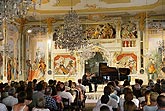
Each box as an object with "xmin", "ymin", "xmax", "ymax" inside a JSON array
[{"xmin": 26, "ymin": 0, "xmax": 165, "ymax": 22}]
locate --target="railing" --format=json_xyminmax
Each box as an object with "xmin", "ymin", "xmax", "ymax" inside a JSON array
[{"xmin": 121, "ymin": 39, "xmax": 137, "ymax": 47}]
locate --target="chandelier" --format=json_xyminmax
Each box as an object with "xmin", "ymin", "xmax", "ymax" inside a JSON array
[
  {"xmin": 55, "ymin": 3, "xmax": 88, "ymax": 51},
  {"xmin": 0, "ymin": 0, "xmax": 32, "ymax": 20}
]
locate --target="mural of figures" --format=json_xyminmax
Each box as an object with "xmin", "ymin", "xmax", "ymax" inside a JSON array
[
  {"xmin": 31, "ymin": 60, "xmax": 39, "ymax": 80},
  {"xmin": 116, "ymin": 53, "xmax": 137, "ymax": 74},
  {"xmin": 13, "ymin": 58, "xmax": 19, "ymax": 80},
  {"xmin": 26, "ymin": 60, "xmax": 32, "ymax": 81},
  {"xmin": 38, "ymin": 58, "xmax": 46, "ymax": 79},
  {"xmin": 54, "ymin": 55, "xmax": 76, "ymax": 75},
  {"xmin": 7, "ymin": 59, "xmax": 12, "ymax": 81},
  {"xmin": 85, "ymin": 23, "xmax": 116, "ymax": 39},
  {"xmin": 27, "ymin": 58, "xmax": 46, "ymax": 81},
  {"xmin": 121, "ymin": 22, "xmax": 137, "ymax": 39}
]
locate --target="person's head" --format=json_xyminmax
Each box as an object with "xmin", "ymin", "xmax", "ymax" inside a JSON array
[
  {"xmin": 161, "ymin": 80, "xmax": 165, "ymax": 93},
  {"xmin": 48, "ymin": 79, "xmax": 54, "ymax": 86},
  {"xmin": 59, "ymin": 82, "xmax": 65, "ymax": 91},
  {"xmin": 33, "ymin": 79, "xmax": 37, "ymax": 84},
  {"xmin": 157, "ymin": 95, "xmax": 165, "ymax": 109},
  {"xmin": 101, "ymin": 95, "xmax": 109, "ymax": 104},
  {"xmin": 107, "ymin": 81, "xmax": 116, "ymax": 87},
  {"xmin": 8, "ymin": 87, "xmax": 16, "ymax": 96},
  {"xmin": 71, "ymin": 82, "xmax": 77, "ymax": 88},
  {"xmin": 124, "ymin": 101, "xmax": 137, "ymax": 111},
  {"xmin": 36, "ymin": 97, "xmax": 46, "ymax": 108},
  {"xmin": 123, "ymin": 79, "xmax": 130, "ymax": 87},
  {"xmin": 78, "ymin": 79, "xmax": 82, "ymax": 84},
  {"xmin": 124, "ymin": 91, "xmax": 133, "ymax": 101},
  {"xmin": 104, "ymin": 86, "xmax": 111, "ymax": 95},
  {"xmin": 123, "ymin": 87, "xmax": 132, "ymax": 95},
  {"xmin": 17, "ymin": 91, "xmax": 27, "ymax": 103},
  {"xmin": 36, "ymin": 83, "xmax": 43, "ymax": 91},
  {"xmin": 150, "ymin": 92, "xmax": 159, "ymax": 103},
  {"xmin": 100, "ymin": 105, "xmax": 110, "ymax": 111},
  {"xmin": 135, "ymin": 79, "xmax": 139, "ymax": 84},
  {"xmin": 45, "ymin": 87, "xmax": 52, "ymax": 95}
]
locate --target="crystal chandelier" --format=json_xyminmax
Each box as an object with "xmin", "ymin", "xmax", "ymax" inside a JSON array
[
  {"xmin": 55, "ymin": 2, "xmax": 87, "ymax": 51},
  {"xmin": 0, "ymin": 0, "xmax": 32, "ymax": 20}
]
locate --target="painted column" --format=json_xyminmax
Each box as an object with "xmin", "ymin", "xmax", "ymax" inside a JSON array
[
  {"xmin": 45, "ymin": 17, "xmax": 55, "ymax": 81},
  {"xmin": 16, "ymin": 18, "xmax": 27, "ymax": 81}
]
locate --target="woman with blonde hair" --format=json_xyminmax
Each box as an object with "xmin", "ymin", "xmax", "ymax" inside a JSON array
[{"xmin": 143, "ymin": 92, "xmax": 159, "ymax": 111}]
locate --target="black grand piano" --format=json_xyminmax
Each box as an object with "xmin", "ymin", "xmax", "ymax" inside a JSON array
[
  {"xmin": 99, "ymin": 63, "xmax": 130, "ymax": 82},
  {"xmin": 91, "ymin": 63, "xmax": 131, "ymax": 84}
]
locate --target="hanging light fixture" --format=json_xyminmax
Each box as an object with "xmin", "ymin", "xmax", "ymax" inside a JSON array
[
  {"xmin": 0, "ymin": 0, "xmax": 32, "ymax": 20},
  {"xmin": 55, "ymin": 0, "xmax": 88, "ymax": 51}
]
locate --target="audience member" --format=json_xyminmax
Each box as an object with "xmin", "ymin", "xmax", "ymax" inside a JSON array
[
  {"xmin": 2, "ymin": 87, "xmax": 18, "ymax": 107},
  {"xmin": 44, "ymin": 87, "xmax": 58, "ymax": 111},
  {"xmin": 56, "ymin": 82, "xmax": 75, "ymax": 105},
  {"xmin": 124, "ymin": 91, "xmax": 137, "ymax": 111},
  {"xmin": 32, "ymin": 97, "xmax": 50, "ymax": 111},
  {"xmin": 29, "ymin": 83, "xmax": 45, "ymax": 109},
  {"xmin": 96, "ymin": 86, "xmax": 118, "ymax": 109},
  {"xmin": 157, "ymin": 95, "xmax": 165, "ymax": 111},
  {"xmin": 93, "ymin": 94, "xmax": 113, "ymax": 111},
  {"xmin": 143, "ymin": 92, "xmax": 159, "ymax": 111},
  {"xmin": 12, "ymin": 91, "xmax": 29, "ymax": 111}
]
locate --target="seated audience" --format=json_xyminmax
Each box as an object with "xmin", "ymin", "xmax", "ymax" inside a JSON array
[{"xmin": 12, "ymin": 91, "xmax": 29, "ymax": 111}]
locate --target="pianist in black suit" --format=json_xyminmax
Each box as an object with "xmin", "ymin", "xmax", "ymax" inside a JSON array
[{"xmin": 82, "ymin": 72, "xmax": 93, "ymax": 92}]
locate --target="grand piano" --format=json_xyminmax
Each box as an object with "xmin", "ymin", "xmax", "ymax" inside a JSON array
[{"xmin": 98, "ymin": 63, "xmax": 130, "ymax": 82}]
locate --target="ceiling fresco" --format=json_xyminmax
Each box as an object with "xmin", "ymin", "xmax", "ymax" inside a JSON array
[{"xmin": 26, "ymin": 0, "xmax": 165, "ymax": 22}]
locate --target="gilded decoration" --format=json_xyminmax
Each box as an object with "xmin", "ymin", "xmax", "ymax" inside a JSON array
[{"xmin": 54, "ymin": 55, "xmax": 76, "ymax": 75}]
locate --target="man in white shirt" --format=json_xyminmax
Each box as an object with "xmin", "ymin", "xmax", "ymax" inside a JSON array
[{"xmin": 57, "ymin": 82, "xmax": 75, "ymax": 105}]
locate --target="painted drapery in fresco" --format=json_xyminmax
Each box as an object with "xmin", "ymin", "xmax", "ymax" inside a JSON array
[
  {"xmin": 116, "ymin": 53, "xmax": 137, "ymax": 74},
  {"xmin": 54, "ymin": 55, "xmax": 76, "ymax": 75}
]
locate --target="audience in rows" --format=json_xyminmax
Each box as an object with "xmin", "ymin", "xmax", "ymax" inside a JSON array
[{"xmin": 0, "ymin": 78, "xmax": 164, "ymax": 111}]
